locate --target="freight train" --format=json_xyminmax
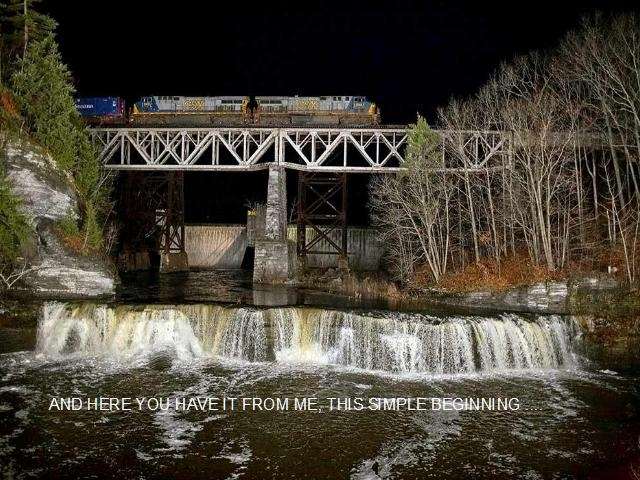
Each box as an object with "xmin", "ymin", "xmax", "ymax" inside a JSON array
[{"xmin": 74, "ymin": 95, "xmax": 380, "ymax": 127}]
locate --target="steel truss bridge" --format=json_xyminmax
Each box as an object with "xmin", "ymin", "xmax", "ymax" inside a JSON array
[{"xmin": 90, "ymin": 127, "xmax": 512, "ymax": 173}]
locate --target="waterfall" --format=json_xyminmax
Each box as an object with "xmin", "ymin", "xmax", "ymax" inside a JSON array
[
  {"xmin": 271, "ymin": 309, "xmax": 579, "ymax": 373},
  {"xmin": 36, "ymin": 303, "xmax": 580, "ymax": 373},
  {"xmin": 36, "ymin": 303, "xmax": 204, "ymax": 360}
]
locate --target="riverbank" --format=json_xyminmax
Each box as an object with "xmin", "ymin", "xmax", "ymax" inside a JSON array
[{"xmin": 299, "ymin": 268, "xmax": 620, "ymax": 314}]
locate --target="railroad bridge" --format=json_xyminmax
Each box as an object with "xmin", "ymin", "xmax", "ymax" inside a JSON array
[{"xmin": 92, "ymin": 127, "xmax": 511, "ymax": 282}]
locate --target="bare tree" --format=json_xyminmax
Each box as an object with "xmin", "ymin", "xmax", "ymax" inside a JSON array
[
  {"xmin": 0, "ymin": 258, "xmax": 38, "ymax": 290},
  {"xmin": 372, "ymin": 12, "xmax": 640, "ymax": 288},
  {"xmin": 370, "ymin": 117, "xmax": 452, "ymax": 284}
]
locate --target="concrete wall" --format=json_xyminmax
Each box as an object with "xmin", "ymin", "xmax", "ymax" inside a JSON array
[
  {"xmin": 185, "ymin": 224, "xmax": 383, "ymax": 271},
  {"xmin": 185, "ymin": 225, "xmax": 248, "ymax": 268}
]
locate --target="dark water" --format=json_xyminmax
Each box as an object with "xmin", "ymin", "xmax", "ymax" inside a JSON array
[
  {"xmin": 0, "ymin": 271, "xmax": 638, "ymax": 479},
  {"xmin": 1, "ymin": 353, "xmax": 639, "ymax": 479},
  {"xmin": 115, "ymin": 270, "xmax": 457, "ymax": 313}
]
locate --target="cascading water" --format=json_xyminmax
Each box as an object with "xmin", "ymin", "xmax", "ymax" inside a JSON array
[
  {"xmin": 36, "ymin": 302, "xmax": 580, "ymax": 374},
  {"xmin": 271, "ymin": 309, "xmax": 579, "ymax": 373},
  {"xmin": 36, "ymin": 303, "xmax": 204, "ymax": 360}
]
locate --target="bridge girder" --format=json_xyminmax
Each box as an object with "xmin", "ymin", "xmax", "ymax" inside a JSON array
[{"xmin": 90, "ymin": 127, "xmax": 512, "ymax": 173}]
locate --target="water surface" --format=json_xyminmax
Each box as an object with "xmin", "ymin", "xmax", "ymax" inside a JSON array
[{"xmin": 0, "ymin": 273, "xmax": 638, "ymax": 478}]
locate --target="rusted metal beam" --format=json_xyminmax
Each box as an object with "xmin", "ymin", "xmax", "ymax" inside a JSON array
[{"xmin": 296, "ymin": 172, "xmax": 348, "ymax": 263}]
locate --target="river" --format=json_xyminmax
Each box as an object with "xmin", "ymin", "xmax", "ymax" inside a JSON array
[{"xmin": 0, "ymin": 271, "xmax": 639, "ymax": 479}]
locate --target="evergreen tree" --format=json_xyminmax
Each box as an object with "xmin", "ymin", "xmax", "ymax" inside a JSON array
[
  {"xmin": 10, "ymin": 33, "xmax": 111, "ymax": 250},
  {"xmin": 1, "ymin": 0, "xmax": 55, "ymax": 59},
  {"xmin": 10, "ymin": 33, "xmax": 79, "ymax": 170},
  {"xmin": 0, "ymin": 168, "xmax": 29, "ymax": 268},
  {"xmin": 0, "ymin": 2, "xmax": 5, "ymax": 85},
  {"xmin": 0, "ymin": 2, "xmax": 108, "ymax": 259}
]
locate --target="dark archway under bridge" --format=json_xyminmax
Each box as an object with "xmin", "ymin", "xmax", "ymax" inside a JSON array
[{"xmin": 182, "ymin": 171, "xmax": 371, "ymax": 226}]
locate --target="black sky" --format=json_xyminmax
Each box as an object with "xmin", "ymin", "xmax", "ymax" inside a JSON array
[{"xmin": 43, "ymin": 0, "xmax": 638, "ymax": 125}]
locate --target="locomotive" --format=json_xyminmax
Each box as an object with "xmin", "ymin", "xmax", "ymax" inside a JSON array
[
  {"xmin": 252, "ymin": 95, "xmax": 377, "ymax": 126},
  {"xmin": 75, "ymin": 95, "xmax": 380, "ymax": 127}
]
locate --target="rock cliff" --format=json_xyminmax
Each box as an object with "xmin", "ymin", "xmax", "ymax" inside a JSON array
[{"xmin": 2, "ymin": 140, "xmax": 116, "ymax": 298}]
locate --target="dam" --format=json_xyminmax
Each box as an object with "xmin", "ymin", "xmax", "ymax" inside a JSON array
[{"xmin": 184, "ymin": 225, "xmax": 384, "ymax": 270}]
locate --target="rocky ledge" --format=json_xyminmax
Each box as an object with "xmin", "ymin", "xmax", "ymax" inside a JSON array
[
  {"xmin": 2, "ymin": 140, "xmax": 116, "ymax": 298},
  {"xmin": 427, "ymin": 276, "xmax": 620, "ymax": 315}
]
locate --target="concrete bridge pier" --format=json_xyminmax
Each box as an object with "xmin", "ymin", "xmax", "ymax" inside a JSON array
[{"xmin": 253, "ymin": 165, "xmax": 291, "ymax": 284}]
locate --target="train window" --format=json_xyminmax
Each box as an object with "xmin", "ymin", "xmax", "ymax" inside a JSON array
[
  {"xmin": 320, "ymin": 97, "xmax": 326, "ymax": 100},
  {"xmin": 174, "ymin": 97, "xmax": 179, "ymax": 100},
  {"xmin": 333, "ymin": 96, "xmax": 338, "ymax": 101}
]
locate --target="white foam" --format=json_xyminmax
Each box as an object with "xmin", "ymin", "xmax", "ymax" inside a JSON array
[{"xmin": 35, "ymin": 302, "xmax": 581, "ymax": 375}]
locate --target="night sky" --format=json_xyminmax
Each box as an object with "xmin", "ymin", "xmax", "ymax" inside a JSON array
[
  {"xmin": 43, "ymin": 0, "xmax": 637, "ymax": 124},
  {"xmin": 40, "ymin": 0, "xmax": 640, "ymax": 224}
]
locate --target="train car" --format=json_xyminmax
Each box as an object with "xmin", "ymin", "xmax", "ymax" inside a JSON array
[
  {"xmin": 75, "ymin": 97, "xmax": 126, "ymax": 125},
  {"xmin": 254, "ymin": 95, "xmax": 379, "ymax": 126},
  {"xmin": 83, "ymin": 94, "xmax": 381, "ymax": 127},
  {"xmin": 131, "ymin": 96, "xmax": 250, "ymax": 126}
]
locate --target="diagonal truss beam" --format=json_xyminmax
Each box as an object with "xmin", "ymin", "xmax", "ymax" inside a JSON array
[{"xmin": 90, "ymin": 127, "xmax": 512, "ymax": 173}]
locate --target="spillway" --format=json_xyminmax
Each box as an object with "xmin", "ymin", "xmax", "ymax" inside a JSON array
[{"xmin": 36, "ymin": 302, "xmax": 580, "ymax": 374}]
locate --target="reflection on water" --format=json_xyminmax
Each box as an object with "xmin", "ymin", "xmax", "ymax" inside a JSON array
[
  {"xmin": 0, "ymin": 299, "xmax": 639, "ymax": 478},
  {"xmin": 117, "ymin": 269, "xmax": 258, "ymax": 304},
  {"xmin": 116, "ymin": 269, "xmax": 438, "ymax": 312}
]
